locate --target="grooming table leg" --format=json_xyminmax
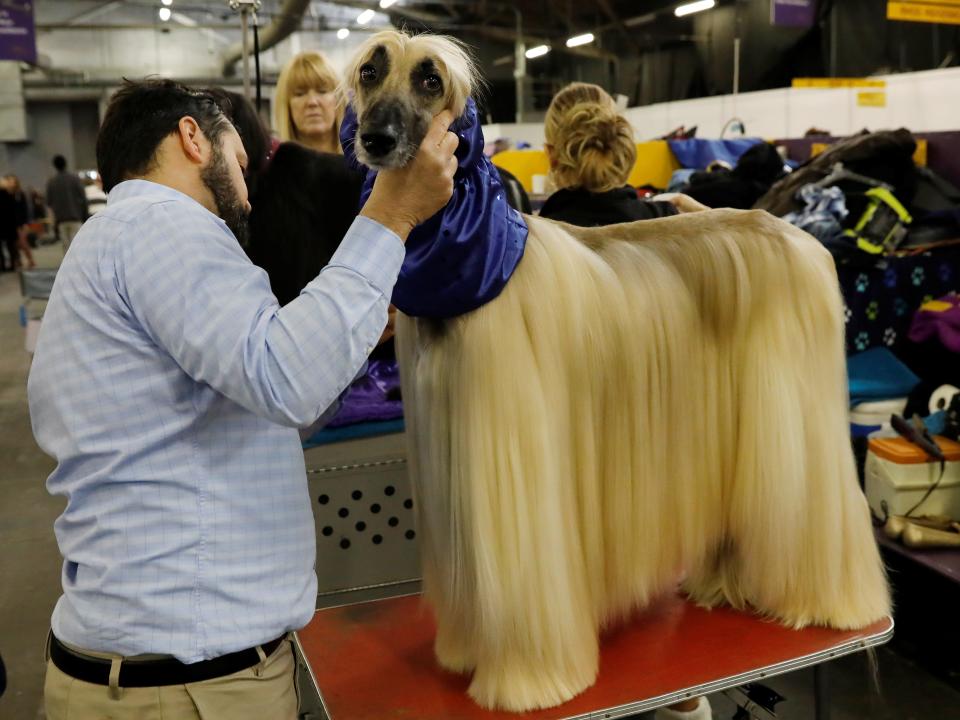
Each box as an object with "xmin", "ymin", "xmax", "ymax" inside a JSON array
[{"xmin": 814, "ymin": 664, "xmax": 831, "ymax": 720}]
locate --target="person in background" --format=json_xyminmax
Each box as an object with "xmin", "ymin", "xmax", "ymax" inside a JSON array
[
  {"xmin": 0, "ymin": 175, "xmax": 21, "ymax": 271},
  {"xmin": 273, "ymin": 51, "xmax": 343, "ymax": 154},
  {"xmin": 207, "ymin": 88, "xmax": 365, "ymax": 307},
  {"xmin": 5, "ymin": 174, "xmax": 36, "ymax": 269},
  {"xmin": 539, "ymin": 82, "xmax": 705, "ymax": 226},
  {"xmin": 29, "ymin": 78, "xmax": 457, "ymax": 720},
  {"xmin": 45, "ymin": 155, "xmax": 89, "ymax": 252}
]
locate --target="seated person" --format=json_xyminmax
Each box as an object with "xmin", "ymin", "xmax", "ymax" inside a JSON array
[{"xmin": 539, "ymin": 83, "xmax": 686, "ymax": 226}]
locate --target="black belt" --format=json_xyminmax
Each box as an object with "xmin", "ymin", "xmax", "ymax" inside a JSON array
[{"xmin": 49, "ymin": 633, "xmax": 285, "ymax": 687}]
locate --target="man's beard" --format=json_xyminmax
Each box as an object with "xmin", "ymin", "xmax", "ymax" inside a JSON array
[{"xmin": 201, "ymin": 141, "xmax": 250, "ymax": 245}]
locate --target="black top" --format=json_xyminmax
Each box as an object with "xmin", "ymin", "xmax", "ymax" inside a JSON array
[
  {"xmin": 246, "ymin": 142, "xmax": 365, "ymax": 306},
  {"xmin": 539, "ymin": 186, "xmax": 677, "ymax": 227},
  {"xmin": 0, "ymin": 189, "xmax": 19, "ymax": 239}
]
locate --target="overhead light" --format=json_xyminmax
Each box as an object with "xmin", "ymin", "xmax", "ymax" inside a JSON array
[
  {"xmin": 525, "ymin": 45, "xmax": 550, "ymax": 59},
  {"xmin": 566, "ymin": 33, "xmax": 594, "ymax": 48},
  {"xmin": 356, "ymin": 9, "xmax": 375, "ymax": 24},
  {"xmin": 158, "ymin": 7, "xmax": 172, "ymax": 21},
  {"xmin": 337, "ymin": 27, "xmax": 350, "ymax": 39},
  {"xmin": 161, "ymin": 0, "xmax": 172, "ymax": 5},
  {"xmin": 379, "ymin": 0, "xmax": 397, "ymax": 7},
  {"xmin": 675, "ymin": 0, "xmax": 716, "ymax": 17}
]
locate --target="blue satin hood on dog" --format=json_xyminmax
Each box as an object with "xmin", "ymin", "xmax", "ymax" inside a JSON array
[{"xmin": 341, "ymin": 98, "xmax": 528, "ymax": 318}]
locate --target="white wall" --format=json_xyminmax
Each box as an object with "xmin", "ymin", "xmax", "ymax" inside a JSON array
[
  {"xmin": 483, "ymin": 66, "xmax": 960, "ymax": 147},
  {"xmin": 0, "ymin": 62, "xmax": 26, "ymax": 141}
]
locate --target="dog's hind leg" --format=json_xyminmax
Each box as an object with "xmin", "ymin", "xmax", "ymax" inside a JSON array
[{"xmin": 697, "ymin": 225, "xmax": 889, "ymax": 628}]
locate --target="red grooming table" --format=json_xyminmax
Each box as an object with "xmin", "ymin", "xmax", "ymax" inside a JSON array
[{"xmin": 295, "ymin": 592, "xmax": 893, "ymax": 720}]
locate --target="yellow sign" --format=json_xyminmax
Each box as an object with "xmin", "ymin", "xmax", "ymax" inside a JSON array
[
  {"xmin": 888, "ymin": 1, "xmax": 960, "ymax": 24},
  {"xmin": 792, "ymin": 78, "xmax": 886, "ymax": 89},
  {"xmin": 857, "ymin": 91, "xmax": 887, "ymax": 107},
  {"xmin": 811, "ymin": 139, "xmax": 928, "ymax": 167}
]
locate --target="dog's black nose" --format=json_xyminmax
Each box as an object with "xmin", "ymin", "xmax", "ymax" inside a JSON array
[{"xmin": 361, "ymin": 132, "xmax": 398, "ymax": 157}]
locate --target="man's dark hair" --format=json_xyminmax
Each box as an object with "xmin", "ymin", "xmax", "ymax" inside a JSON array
[
  {"xmin": 96, "ymin": 78, "xmax": 233, "ymax": 193},
  {"xmin": 53, "ymin": 155, "xmax": 67, "ymax": 171}
]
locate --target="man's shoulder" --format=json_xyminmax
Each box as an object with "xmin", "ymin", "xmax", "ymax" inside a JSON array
[{"xmin": 104, "ymin": 188, "xmax": 206, "ymax": 223}]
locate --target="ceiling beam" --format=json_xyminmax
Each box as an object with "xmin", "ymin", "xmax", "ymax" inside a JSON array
[{"xmin": 64, "ymin": 1, "xmax": 125, "ymax": 25}]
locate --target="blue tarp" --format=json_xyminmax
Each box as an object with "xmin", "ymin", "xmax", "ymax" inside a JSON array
[{"xmin": 667, "ymin": 138, "xmax": 764, "ymax": 170}]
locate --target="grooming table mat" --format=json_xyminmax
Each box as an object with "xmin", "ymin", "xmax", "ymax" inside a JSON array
[{"xmin": 295, "ymin": 592, "xmax": 893, "ymax": 720}]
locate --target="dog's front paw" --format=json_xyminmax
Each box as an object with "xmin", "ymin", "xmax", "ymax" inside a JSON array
[
  {"xmin": 433, "ymin": 630, "xmax": 475, "ymax": 674},
  {"xmin": 467, "ymin": 656, "xmax": 598, "ymax": 712}
]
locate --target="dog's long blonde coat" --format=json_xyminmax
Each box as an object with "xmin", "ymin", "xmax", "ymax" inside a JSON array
[{"xmin": 396, "ymin": 209, "xmax": 890, "ymax": 712}]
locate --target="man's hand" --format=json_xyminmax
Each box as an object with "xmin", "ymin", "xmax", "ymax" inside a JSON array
[
  {"xmin": 378, "ymin": 304, "xmax": 397, "ymax": 345},
  {"xmin": 653, "ymin": 193, "xmax": 710, "ymax": 214},
  {"xmin": 361, "ymin": 111, "xmax": 459, "ymax": 241}
]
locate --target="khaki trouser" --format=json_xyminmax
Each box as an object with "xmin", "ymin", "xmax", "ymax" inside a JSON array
[
  {"xmin": 59, "ymin": 220, "xmax": 83, "ymax": 253},
  {"xmin": 44, "ymin": 636, "xmax": 299, "ymax": 720}
]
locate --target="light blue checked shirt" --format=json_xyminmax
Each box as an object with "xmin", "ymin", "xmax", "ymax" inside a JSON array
[{"xmin": 28, "ymin": 179, "xmax": 404, "ymax": 663}]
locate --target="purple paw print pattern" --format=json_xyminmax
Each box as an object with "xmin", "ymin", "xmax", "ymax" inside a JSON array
[
  {"xmin": 884, "ymin": 267, "xmax": 898, "ymax": 288},
  {"xmin": 837, "ymin": 245, "xmax": 960, "ymax": 356}
]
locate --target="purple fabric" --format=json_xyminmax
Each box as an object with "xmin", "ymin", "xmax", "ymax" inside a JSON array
[
  {"xmin": 326, "ymin": 359, "xmax": 403, "ymax": 428},
  {"xmin": 909, "ymin": 294, "xmax": 960, "ymax": 353},
  {"xmin": 341, "ymin": 97, "xmax": 528, "ymax": 318}
]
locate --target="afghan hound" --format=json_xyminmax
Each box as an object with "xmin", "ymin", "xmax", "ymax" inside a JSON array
[{"xmin": 343, "ymin": 31, "xmax": 891, "ymax": 713}]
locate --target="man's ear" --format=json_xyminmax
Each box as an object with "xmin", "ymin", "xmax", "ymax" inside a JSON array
[{"xmin": 177, "ymin": 116, "xmax": 209, "ymax": 165}]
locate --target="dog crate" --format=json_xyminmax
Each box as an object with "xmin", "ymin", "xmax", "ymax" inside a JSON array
[{"xmin": 304, "ymin": 430, "xmax": 421, "ymax": 603}]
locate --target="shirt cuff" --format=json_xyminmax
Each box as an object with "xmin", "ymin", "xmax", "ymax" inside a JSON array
[{"xmin": 326, "ymin": 215, "xmax": 406, "ymax": 297}]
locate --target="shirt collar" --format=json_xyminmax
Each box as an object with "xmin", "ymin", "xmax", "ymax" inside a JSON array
[
  {"xmin": 108, "ymin": 179, "xmax": 207, "ymax": 211},
  {"xmin": 107, "ymin": 179, "xmax": 230, "ymax": 232}
]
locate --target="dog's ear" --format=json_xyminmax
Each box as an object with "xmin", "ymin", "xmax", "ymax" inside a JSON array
[{"xmin": 414, "ymin": 34, "xmax": 478, "ymax": 119}]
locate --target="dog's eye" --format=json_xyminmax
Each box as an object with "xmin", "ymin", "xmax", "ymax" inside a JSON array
[
  {"xmin": 422, "ymin": 74, "xmax": 442, "ymax": 93},
  {"xmin": 360, "ymin": 65, "xmax": 377, "ymax": 83}
]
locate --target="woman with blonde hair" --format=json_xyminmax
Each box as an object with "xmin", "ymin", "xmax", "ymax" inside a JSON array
[
  {"xmin": 274, "ymin": 50, "xmax": 344, "ymax": 153},
  {"xmin": 540, "ymin": 82, "xmax": 704, "ymax": 225}
]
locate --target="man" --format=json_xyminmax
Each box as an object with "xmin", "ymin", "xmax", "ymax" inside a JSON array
[
  {"xmin": 28, "ymin": 79, "xmax": 457, "ymax": 719},
  {"xmin": 44, "ymin": 154, "xmax": 89, "ymax": 252}
]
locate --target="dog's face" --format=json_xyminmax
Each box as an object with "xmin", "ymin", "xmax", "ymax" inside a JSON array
[{"xmin": 345, "ymin": 32, "xmax": 475, "ymax": 169}]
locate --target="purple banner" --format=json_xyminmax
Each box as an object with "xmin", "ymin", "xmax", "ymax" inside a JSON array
[
  {"xmin": 771, "ymin": 0, "xmax": 817, "ymax": 27},
  {"xmin": 0, "ymin": 1, "xmax": 37, "ymax": 64}
]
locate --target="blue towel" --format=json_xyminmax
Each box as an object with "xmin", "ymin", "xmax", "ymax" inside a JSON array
[{"xmin": 847, "ymin": 347, "xmax": 920, "ymax": 407}]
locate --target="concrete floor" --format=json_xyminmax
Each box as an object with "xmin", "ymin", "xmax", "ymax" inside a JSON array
[
  {"xmin": 0, "ymin": 245, "xmax": 63, "ymax": 720},
  {"xmin": 2, "ymin": 245, "xmax": 960, "ymax": 719}
]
